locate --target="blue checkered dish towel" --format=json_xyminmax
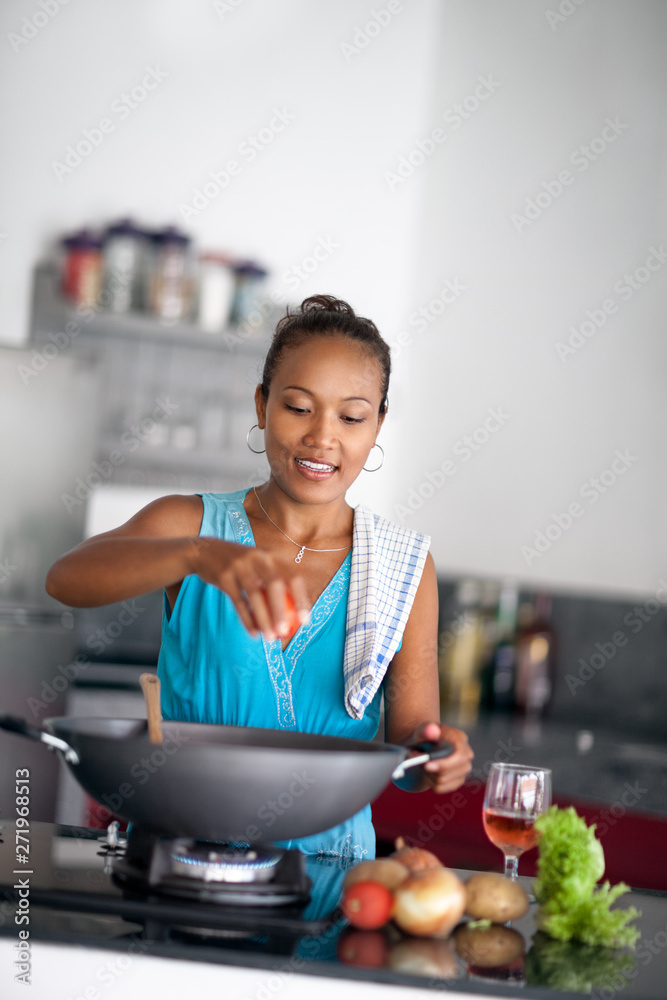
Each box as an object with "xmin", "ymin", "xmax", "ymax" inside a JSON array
[{"xmin": 344, "ymin": 505, "xmax": 431, "ymax": 720}]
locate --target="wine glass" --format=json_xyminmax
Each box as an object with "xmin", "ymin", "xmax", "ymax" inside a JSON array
[{"xmin": 482, "ymin": 763, "xmax": 551, "ymax": 881}]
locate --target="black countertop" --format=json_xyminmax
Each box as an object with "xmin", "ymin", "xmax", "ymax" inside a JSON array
[
  {"xmin": 459, "ymin": 712, "xmax": 667, "ymax": 818},
  {"xmin": 1, "ymin": 823, "xmax": 666, "ymax": 999}
]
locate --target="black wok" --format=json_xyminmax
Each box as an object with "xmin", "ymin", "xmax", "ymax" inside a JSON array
[{"xmin": 0, "ymin": 715, "xmax": 452, "ymax": 843}]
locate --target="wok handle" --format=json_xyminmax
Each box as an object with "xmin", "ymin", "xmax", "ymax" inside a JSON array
[
  {"xmin": 391, "ymin": 740, "xmax": 454, "ymax": 780},
  {"xmin": 0, "ymin": 714, "xmax": 80, "ymax": 765}
]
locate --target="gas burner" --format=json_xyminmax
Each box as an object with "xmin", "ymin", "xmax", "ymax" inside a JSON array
[
  {"xmin": 112, "ymin": 826, "xmax": 311, "ymax": 907},
  {"xmin": 169, "ymin": 842, "xmax": 282, "ymax": 884}
]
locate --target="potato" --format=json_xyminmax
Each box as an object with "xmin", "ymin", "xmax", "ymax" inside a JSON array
[
  {"xmin": 464, "ymin": 872, "xmax": 529, "ymax": 923},
  {"xmin": 342, "ymin": 858, "xmax": 409, "ymax": 892},
  {"xmin": 453, "ymin": 923, "xmax": 525, "ymax": 968}
]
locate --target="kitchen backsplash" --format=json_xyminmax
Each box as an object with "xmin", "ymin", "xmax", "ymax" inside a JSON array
[{"xmin": 437, "ymin": 578, "xmax": 667, "ymax": 743}]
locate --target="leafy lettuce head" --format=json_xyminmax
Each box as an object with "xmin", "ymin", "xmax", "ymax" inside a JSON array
[{"xmin": 534, "ymin": 805, "xmax": 605, "ymax": 905}]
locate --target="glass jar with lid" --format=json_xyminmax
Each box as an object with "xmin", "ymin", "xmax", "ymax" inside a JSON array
[
  {"xmin": 102, "ymin": 218, "xmax": 147, "ymax": 313},
  {"xmin": 148, "ymin": 226, "xmax": 193, "ymax": 322},
  {"xmin": 61, "ymin": 229, "xmax": 103, "ymax": 308}
]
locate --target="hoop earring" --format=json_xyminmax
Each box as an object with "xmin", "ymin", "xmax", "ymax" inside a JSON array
[
  {"xmin": 246, "ymin": 424, "xmax": 266, "ymax": 454},
  {"xmin": 363, "ymin": 443, "xmax": 384, "ymax": 473}
]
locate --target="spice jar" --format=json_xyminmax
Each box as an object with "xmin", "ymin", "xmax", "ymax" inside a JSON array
[
  {"xmin": 102, "ymin": 219, "xmax": 146, "ymax": 313},
  {"xmin": 196, "ymin": 253, "xmax": 236, "ymax": 333},
  {"xmin": 148, "ymin": 226, "xmax": 193, "ymax": 322},
  {"xmin": 230, "ymin": 261, "xmax": 268, "ymax": 327},
  {"xmin": 61, "ymin": 229, "xmax": 103, "ymax": 308}
]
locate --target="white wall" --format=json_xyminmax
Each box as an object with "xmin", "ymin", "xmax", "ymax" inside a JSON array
[
  {"xmin": 0, "ymin": 0, "xmax": 442, "ymax": 517},
  {"xmin": 1, "ymin": 0, "xmax": 664, "ymax": 599},
  {"xmin": 392, "ymin": 0, "xmax": 667, "ymax": 599}
]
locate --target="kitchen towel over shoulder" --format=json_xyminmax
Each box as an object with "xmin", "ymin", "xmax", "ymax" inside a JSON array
[{"xmin": 344, "ymin": 506, "xmax": 430, "ymax": 721}]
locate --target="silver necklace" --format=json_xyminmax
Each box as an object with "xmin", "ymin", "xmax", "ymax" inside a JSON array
[{"xmin": 252, "ymin": 487, "xmax": 352, "ymax": 564}]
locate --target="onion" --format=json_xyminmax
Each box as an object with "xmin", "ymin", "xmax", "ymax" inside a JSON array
[
  {"xmin": 390, "ymin": 836, "xmax": 443, "ymax": 876},
  {"xmin": 393, "ymin": 868, "xmax": 467, "ymax": 938}
]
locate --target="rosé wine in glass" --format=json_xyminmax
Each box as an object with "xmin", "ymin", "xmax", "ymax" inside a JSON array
[{"xmin": 483, "ymin": 763, "xmax": 551, "ymax": 881}]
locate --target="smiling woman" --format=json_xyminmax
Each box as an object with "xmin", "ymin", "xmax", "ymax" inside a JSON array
[{"xmin": 45, "ymin": 294, "xmax": 474, "ymax": 862}]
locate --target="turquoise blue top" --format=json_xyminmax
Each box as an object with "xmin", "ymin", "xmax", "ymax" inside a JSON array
[{"xmin": 157, "ymin": 488, "xmax": 385, "ymax": 864}]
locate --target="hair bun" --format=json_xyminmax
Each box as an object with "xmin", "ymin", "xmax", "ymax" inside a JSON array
[{"xmin": 299, "ymin": 294, "xmax": 356, "ymax": 316}]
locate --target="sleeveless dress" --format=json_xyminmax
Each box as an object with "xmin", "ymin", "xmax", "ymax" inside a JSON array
[{"xmin": 158, "ymin": 488, "xmax": 384, "ymax": 864}]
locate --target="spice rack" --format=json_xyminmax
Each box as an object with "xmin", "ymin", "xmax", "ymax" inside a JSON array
[{"xmin": 29, "ymin": 263, "xmax": 273, "ymax": 492}]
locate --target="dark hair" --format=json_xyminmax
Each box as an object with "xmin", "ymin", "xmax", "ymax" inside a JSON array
[{"xmin": 260, "ymin": 294, "xmax": 391, "ymax": 414}]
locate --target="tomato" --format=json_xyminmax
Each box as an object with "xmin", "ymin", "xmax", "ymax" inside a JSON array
[
  {"xmin": 282, "ymin": 591, "xmax": 301, "ymax": 641},
  {"xmin": 258, "ymin": 589, "xmax": 302, "ymax": 641},
  {"xmin": 341, "ymin": 881, "xmax": 394, "ymax": 930}
]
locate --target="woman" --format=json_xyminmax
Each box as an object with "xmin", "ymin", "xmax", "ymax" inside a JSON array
[{"xmin": 46, "ymin": 294, "xmax": 473, "ymax": 863}]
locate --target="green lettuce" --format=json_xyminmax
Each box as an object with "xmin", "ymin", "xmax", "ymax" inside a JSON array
[{"xmin": 533, "ymin": 806, "xmax": 641, "ymax": 949}]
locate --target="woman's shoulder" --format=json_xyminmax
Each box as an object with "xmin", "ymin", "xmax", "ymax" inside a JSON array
[
  {"xmin": 354, "ymin": 504, "xmax": 431, "ymax": 548},
  {"xmin": 119, "ymin": 494, "xmax": 204, "ymax": 538}
]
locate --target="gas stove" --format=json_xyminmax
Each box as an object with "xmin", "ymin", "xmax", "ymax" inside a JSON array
[
  {"xmin": 113, "ymin": 823, "xmax": 312, "ymax": 908},
  {"xmin": 0, "ymin": 822, "xmax": 340, "ymax": 945}
]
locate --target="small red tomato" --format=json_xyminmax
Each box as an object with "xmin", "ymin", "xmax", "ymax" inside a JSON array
[
  {"xmin": 282, "ymin": 591, "xmax": 301, "ymax": 641},
  {"xmin": 258, "ymin": 590, "xmax": 302, "ymax": 641},
  {"xmin": 341, "ymin": 881, "xmax": 394, "ymax": 930}
]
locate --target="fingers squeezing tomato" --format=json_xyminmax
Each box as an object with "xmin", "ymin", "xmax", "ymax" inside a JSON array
[{"xmin": 280, "ymin": 591, "xmax": 302, "ymax": 641}]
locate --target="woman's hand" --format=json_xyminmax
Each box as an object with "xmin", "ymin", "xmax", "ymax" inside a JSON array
[
  {"xmin": 190, "ymin": 537, "xmax": 310, "ymax": 641},
  {"xmin": 411, "ymin": 722, "xmax": 474, "ymax": 795}
]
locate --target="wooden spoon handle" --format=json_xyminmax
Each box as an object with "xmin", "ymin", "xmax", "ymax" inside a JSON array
[{"xmin": 140, "ymin": 672, "xmax": 163, "ymax": 745}]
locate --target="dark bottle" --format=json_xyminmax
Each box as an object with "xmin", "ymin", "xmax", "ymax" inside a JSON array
[
  {"xmin": 513, "ymin": 593, "xmax": 556, "ymax": 717},
  {"xmin": 487, "ymin": 579, "xmax": 519, "ymax": 712}
]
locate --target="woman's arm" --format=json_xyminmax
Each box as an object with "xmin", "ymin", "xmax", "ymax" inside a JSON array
[
  {"xmin": 45, "ymin": 495, "xmax": 204, "ymax": 608},
  {"xmin": 383, "ymin": 552, "xmax": 474, "ymax": 793},
  {"xmin": 45, "ymin": 494, "xmax": 308, "ymax": 638}
]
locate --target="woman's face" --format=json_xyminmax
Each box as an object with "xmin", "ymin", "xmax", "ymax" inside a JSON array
[{"xmin": 255, "ymin": 335, "xmax": 385, "ymax": 504}]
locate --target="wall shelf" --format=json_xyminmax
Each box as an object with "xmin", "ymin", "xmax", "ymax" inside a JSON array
[{"xmin": 30, "ymin": 263, "xmax": 272, "ymax": 491}]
